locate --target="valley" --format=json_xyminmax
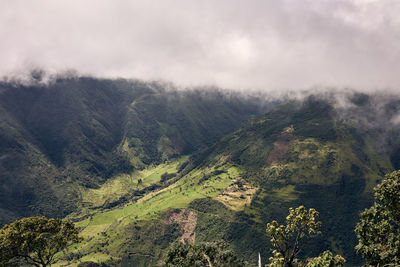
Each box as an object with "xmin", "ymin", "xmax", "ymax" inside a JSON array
[
  {"xmin": 2, "ymin": 2, "xmax": 399, "ymax": 266},
  {"xmin": 1, "ymin": 78, "xmax": 400, "ymax": 266}
]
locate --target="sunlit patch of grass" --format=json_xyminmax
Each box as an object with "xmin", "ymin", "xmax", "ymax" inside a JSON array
[
  {"xmin": 55, "ymin": 252, "xmax": 114, "ymax": 267},
  {"xmin": 81, "ymin": 223, "xmax": 111, "ymax": 238},
  {"xmin": 217, "ymin": 185, "xmax": 258, "ymax": 211},
  {"xmin": 121, "ymin": 137, "xmax": 147, "ymax": 169},
  {"xmin": 80, "ymin": 253, "xmax": 115, "ymax": 265},
  {"xmin": 61, "ymin": 161, "xmax": 241, "ymax": 265},
  {"xmin": 80, "ymin": 156, "xmax": 189, "ymax": 208},
  {"xmin": 261, "ymin": 137, "xmax": 370, "ymax": 186}
]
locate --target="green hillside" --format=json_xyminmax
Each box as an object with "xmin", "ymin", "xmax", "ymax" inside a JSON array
[
  {"xmin": 53, "ymin": 96, "xmax": 395, "ymax": 266},
  {"xmin": 0, "ymin": 77, "xmax": 267, "ymax": 224}
]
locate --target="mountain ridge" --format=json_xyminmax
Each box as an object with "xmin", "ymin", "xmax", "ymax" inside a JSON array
[
  {"xmin": 2, "ymin": 78, "xmax": 400, "ymax": 265},
  {"xmin": 55, "ymin": 95, "xmax": 398, "ymax": 266},
  {"xmin": 0, "ymin": 77, "xmax": 269, "ymax": 224}
]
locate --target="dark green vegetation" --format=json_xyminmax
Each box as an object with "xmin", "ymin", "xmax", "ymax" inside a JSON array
[
  {"xmin": 56, "ymin": 95, "xmax": 397, "ymax": 266},
  {"xmin": 164, "ymin": 241, "xmax": 245, "ymax": 267},
  {"xmin": 0, "ymin": 77, "xmax": 267, "ymax": 224},
  {"xmin": 0, "ymin": 216, "xmax": 81, "ymax": 266},
  {"xmin": 355, "ymin": 170, "xmax": 400, "ymax": 266},
  {"xmin": 266, "ymin": 206, "xmax": 323, "ymax": 266},
  {"xmin": 2, "ymin": 77, "xmax": 400, "ymax": 266},
  {"xmin": 171, "ymin": 97, "xmax": 395, "ymax": 265},
  {"xmin": 266, "ymin": 206, "xmax": 345, "ymax": 267}
]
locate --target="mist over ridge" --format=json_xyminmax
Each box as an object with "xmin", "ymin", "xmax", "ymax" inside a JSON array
[
  {"xmin": 2, "ymin": 1, "xmax": 400, "ymax": 265},
  {"xmin": 1, "ymin": 0, "xmax": 400, "ymax": 91},
  {"xmin": 1, "ymin": 73, "xmax": 400, "ymax": 265},
  {"xmin": 3, "ymin": 69, "xmax": 400, "ymax": 160}
]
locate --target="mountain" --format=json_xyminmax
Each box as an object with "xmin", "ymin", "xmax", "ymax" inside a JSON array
[
  {"xmin": 54, "ymin": 94, "xmax": 400, "ymax": 266},
  {"xmin": 180, "ymin": 96, "xmax": 395, "ymax": 264},
  {"xmin": 2, "ymin": 79, "xmax": 400, "ymax": 266},
  {"xmin": 0, "ymin": 76, "xmax": 269, "ymax": 224}
]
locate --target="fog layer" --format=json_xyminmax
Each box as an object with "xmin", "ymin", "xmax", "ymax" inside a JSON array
[{"xmin": 1, "ymin": 0, "xmax": 399, "ymax": 91}]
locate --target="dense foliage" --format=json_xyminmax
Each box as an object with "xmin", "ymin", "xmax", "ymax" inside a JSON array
[
  {"xmin": 266, "ymin": 206, "xmax": 322, "ymax": 266},
  {"xmin": 0, "ymin": 216, "xmax": 81, "ymax": 266},
  {"xmin": 178, "ymin": 98, "xmax": 393, "ymax": 264},
  {"xmin": 306, "ymin": 251, "xmax": 346, "ymax": 267},
  {"xmin": 164, "ymin": 241, "xmax": 245, "ymax": 267},
  {"xmin": 355, "ymin": 170, "xmax": 400, "ymax": 265},
  {"xmin": 266, "ymin": 206, "xmax": 345, "ymax": 267}
]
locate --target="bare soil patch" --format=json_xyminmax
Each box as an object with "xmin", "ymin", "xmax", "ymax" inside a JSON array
[
  {"xmin": 266, "ymin": 129, "xmax": 295, "ymax": 165},
  {"xmin": 165, "ymin": 209, "xmax": 197, "ymax": 244}
]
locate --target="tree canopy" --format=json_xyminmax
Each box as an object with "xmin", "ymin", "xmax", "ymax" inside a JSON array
[
  {"xmin": 266, "ymin": 206, "xmax": 345, "ymax": 267},
  {"xmin": 164, "ymin": 241, "xmax": 245, "ymax": 267},
  {"xmin": 0, "ymin": 216, "xmax": 81, "ymax": 267},
  {"xmin": 355, "ymin": 170, "xmax": 400, "ymax": 265}
]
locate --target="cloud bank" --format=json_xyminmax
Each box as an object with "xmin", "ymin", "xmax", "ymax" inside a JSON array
[{"xmin": 1, "ymin": 0, "xmax": 399, "ymax": 91}]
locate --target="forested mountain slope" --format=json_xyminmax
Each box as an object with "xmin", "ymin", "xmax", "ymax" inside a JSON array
[
  {"xmin": 0, "ymin": 77, "xmax": 268, "ymax": 224},
  {"xmin": 58, "ymin": 94, "xmax": 400, "ymax": 266},
  {"xmin": 179, "ymin": 97, "xmax": 395, "ymax": 264},
  {"xmin": 3, "ymin": 80, "xmax": 400, "ymax": 266}
]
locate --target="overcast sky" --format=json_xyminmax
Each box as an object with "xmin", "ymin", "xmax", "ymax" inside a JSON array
[{"xmin": 1, "ymin": 0, "xmax": 399, "ymax": 91}]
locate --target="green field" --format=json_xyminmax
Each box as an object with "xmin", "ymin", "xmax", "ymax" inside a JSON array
[{"xmin": 55, "ymin": 156, "xmax": 246, "ymax": 266}]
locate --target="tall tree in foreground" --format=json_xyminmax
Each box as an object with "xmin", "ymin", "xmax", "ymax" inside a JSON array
[
  {"xmin": 355, "ymin": 170, "xmax": 400, "ymax": 266},
  {"xmin": 0, "ymin": 216, "xmax": 81, "ymax": 267},
  {"xmin": 266, "ymin": 206, "xmax": 345, "ymax": 267}
]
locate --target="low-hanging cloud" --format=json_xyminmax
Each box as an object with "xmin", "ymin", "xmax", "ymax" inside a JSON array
[{"xmin": 1, "ymin": 0, "xmax": 400, "ymax": 91}]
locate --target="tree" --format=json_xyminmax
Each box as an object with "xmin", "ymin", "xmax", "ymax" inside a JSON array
[
  {"xmin": 355, "ymin": 170, "xmax": 400, "ymax": 266},
  {"xmin": 266, "ymin": 206, "xmax": 322, "ymax": 267},
  {"xmin": 0, "ymin": 216, "xmax": 82, "ymax": 267},
  {"xmin": 306, "ymin": 251, "xmax": 345, "ymax": 267},
  {"xmin": 266, "ymin": 206, "xmax": 345, "ymax": 267},
  {"xmin": 164, "ymin": 241, "xmax": 245, "ymax": 267}
]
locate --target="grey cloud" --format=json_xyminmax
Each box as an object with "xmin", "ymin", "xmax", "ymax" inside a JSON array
[{"xmin": 1, "ymin": 0, "xmax": 399, "ymax": 91}]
